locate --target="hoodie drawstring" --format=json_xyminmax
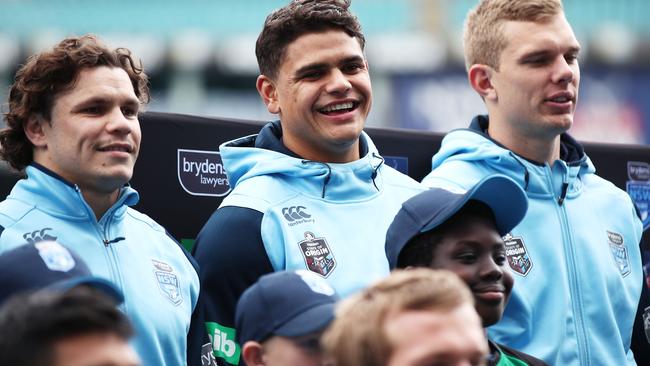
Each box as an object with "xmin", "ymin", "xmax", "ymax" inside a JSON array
[
  {"xmin": 302, "ymin": 160, "xmax": 332, "ymax": 198},
  {"xmin": 370, "ymin": 153, "xmax": 384, "ymax": 192}
]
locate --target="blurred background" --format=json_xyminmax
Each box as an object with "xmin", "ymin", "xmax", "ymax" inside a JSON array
[{"xmin": 0, "ymin": 0, "xmax": 648, "ymax": 144}]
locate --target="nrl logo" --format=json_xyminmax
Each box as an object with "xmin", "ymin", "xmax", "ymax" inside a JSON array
[
  {"xmin": 503, "ymin": 233, "xmax": 533, "ymax": 276},
  {"xmin": 298, "ymin": 232, "xmax": 336, "ymax": 278},
  {"xmin": 152, "ymin": 259, "xmax": 183, "ymax": 306}
]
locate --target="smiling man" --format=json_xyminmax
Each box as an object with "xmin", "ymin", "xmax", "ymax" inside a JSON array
[
  {"xmin": 0, "ymin": 35, "xmax": 200, "ymax": 366},
  {"xmin": 191, "ymin": 1, "xmax": 423, "ymax": 364},
  {"xmin": 421, "ymin": 1, "xmax": 644, "ymax": 365}
]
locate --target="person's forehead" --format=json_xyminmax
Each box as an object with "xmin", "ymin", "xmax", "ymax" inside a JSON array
[
  {"xmin": 281, "ymin": 30, "xmax": 363, "ymax": 68},
  {"xmin": 56, "ymin": 66, "xmax": 138, "ymax": 102},
  {"xmin": 500, "ymin": 14, "xmax": 579, "ymax": 55}
]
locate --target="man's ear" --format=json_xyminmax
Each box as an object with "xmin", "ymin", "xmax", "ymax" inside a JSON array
[
  {"xmin": 24, "ymin": 115, "xmax": 48, "ymax": 148},
  {"xmin": 468, "ymin": 64, "xmax": 497, "ymax": 102},
  {"xmin": 242, "ymin": 341, "xmax": 266, "ymax": 366},
  {"xmin": 256, "ymin": 75, "xmax": 280, "ymax": 114}
]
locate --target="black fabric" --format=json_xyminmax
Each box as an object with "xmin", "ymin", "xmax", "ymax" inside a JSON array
[{"xmin": 192, "ymin": 206, "xmax": 274, "ymax": 366}]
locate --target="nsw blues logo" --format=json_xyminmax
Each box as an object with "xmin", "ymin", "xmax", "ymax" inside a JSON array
[
  {"xmin": 626, "ymin": 161, "xmax": 650, "ymax": 230},
  {"xmin": 607, "ymin": 231, "xmax": 630, "ymax": 277},
  {"xmin": 298, "ymin": 232, "xmax": 336, "ymax": 278},
  {"xmin": 503, "ymin": 233, "xmax": 532, "ymax": 276},
  {"xmin": 152, "ymin": 259, "xmax": 183, "ymax": 306}
]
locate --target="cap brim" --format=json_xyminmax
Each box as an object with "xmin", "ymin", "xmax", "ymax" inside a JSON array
[
  {"xmin": 430, "ymin": 175, "xmax": 528, "ymax": 236},
  {"xmin": 46, "ymin": 276, "xmax": 124, "ymax": 305},
  {"xmin": 272, "ymin": 302, "xmax": 336, "ymax": 338}
]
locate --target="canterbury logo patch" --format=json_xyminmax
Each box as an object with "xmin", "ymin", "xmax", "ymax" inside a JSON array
[{"xmin": 282, "ymin": 206, "xmax": 315, "ymax": 226}]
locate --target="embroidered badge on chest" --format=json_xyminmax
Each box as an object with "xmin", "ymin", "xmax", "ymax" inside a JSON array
[
  {"xmin": 607, "ymin": 231, "xmax": 630, "ymax": 277},
  {"xmin": 503, "ymin": 233, "xmax": 533, "ymax": 276},
  {"xmin": 298, "ymin": 232, "xmax": 336, "ymax": 278},
  {"xmin": 152, "ymin": 259, "xmax": 183, "ymax": 306}
]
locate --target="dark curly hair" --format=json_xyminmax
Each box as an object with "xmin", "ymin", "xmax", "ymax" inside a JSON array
[
  {"xmin": 255, "ymin": 0, "xmax": 365, "ymax": 80},
  {"xmin": 1, "ymin": 35, "xmax": 149, "ymax": 171}
]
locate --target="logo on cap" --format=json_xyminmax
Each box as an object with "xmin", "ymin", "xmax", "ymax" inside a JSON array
[
  {"xmin": 607, "ymin": 230, "xmax": 630, "ymax": 277},
  {"xmin": 503, "ymin": 233, "xmax": 532, "ymax": 276},
  {"xmin": 35, "ymin": 241, "xmax": 75, "ymax": 272},
  {"xmin": 296, "ymin": 269, "xmax": 335, "ymax": 296},
  {"xmin": 298, "ymin": 232, "xmax": 336, "ymax": 278},
  {"xmin": 152, "ymin": 259, "xmax": 183, "ymax": 306}
]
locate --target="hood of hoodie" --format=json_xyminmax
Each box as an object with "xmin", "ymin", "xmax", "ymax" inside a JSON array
[
  {"xmin": 431, "ymin": 115, "xmax": 596, "ymax": 198},
  {"xmin": 219, "ymin": 120, "xmax": 386, "ymax": 200}
]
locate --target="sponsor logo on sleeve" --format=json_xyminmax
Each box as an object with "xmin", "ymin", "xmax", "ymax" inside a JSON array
[
  {"xmin": 298, "ymin": 232, "xmax": 336, "ymax": 278},
  {"xmin": 152, "ymin": 259, "xmax": 183, "ymax": 306},
  {"xmin": 503, "ymin": 233, "xmax": 532, "ymax": 276},
  {"xmin": 205, "ymin": 322, "xmax": 241, "ymax": 365},
  {"xmin": 626, "ymin": 161, "xmax": 650, "ymax": 230},
  {"xmin": 607, "ymin": 230, "xmax": 630, "ymax": 277},
  {"xmin": 178, "ymin": 149, "xmax": 231, "ymax": 197}
]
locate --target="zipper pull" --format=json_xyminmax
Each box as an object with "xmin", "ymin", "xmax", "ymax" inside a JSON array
[
  {"xmin": 558, "ymin": 182, "xmax": 569, "ymax": 206},
  {"xmin": 103, "ymin": 237, "xmax": 126, "ymax": 246}
]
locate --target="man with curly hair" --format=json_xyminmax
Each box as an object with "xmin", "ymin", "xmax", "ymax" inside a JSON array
[{"xmin": 0, "ymin": 35, "xmax": 200, "ymax": 366}]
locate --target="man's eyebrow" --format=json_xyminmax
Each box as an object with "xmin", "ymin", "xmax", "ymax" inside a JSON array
[
  {"xmin": 519, "ymin": 45, "xmax": 581, "ymax": 60},
  {"xmin": 295, "ymin": 62, "xmax": 328, "ymax": 77},
  {"xmin": 74, "ymin": 96, "xmax": 140, "ymax": 108},
  {"xmin": 339, "ymin": 55, "xmax": 365, "ymax": 64}
]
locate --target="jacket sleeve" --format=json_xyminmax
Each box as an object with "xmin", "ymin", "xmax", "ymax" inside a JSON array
[{"xmin": 191, "ymin": 206, "xmax": 274, "ymax": 366}]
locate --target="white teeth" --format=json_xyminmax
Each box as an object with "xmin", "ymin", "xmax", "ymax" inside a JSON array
[{"xmin": 321, "ymin": 102, "xmax": 354, "ymax": 113}]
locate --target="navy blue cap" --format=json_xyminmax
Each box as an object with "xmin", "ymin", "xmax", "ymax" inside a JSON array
[
  {"xmin": 235, "ymin": 270, "xmax": 340, "ymax": 344},
  {"xmin": 0, "ymin": 241, "xmax": 124, "ymax": 306},
  {"xmin": 385, "ymin": 175, "xmax": 528, "ymax": 269}
]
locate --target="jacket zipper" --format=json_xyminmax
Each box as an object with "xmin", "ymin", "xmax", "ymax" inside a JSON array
[
  {"xmin": 548, "ymin": 167, "xmax": 590, "ymax": 365},
  {"xmin": 74, "ymin": 186, "xmax": 126, "ymax": 303}
]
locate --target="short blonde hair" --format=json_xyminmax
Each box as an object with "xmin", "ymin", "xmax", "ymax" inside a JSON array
[
  {"xmin": 463, "ymin": 0, "xmax": 563, "ymax": 71},
  {"xmin": 321, "ymin": 269, "xmax": 473, "ymax": 366}
]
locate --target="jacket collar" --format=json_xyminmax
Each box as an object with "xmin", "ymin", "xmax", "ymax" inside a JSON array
[{"xmin": 10, "ymin": 163, "xmax": 139, "ymax": 220}]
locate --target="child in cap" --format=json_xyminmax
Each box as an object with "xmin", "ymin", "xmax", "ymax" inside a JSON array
[
  {"xmin": 235, "ymin": 270, "xmax": 339, "ymax": 366},
  {"xmin": 0, "ymin": 240, "xmax": 123, "ymax": 305},
  {"xmin": 385, "ymin": 175, "xmax": 548, "ymax": 366}
]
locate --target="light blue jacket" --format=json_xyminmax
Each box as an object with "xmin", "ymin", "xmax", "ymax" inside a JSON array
[
  {"xmin": 422, "ymin": 116, "xmax": 643, "ymax": 366},
  {"xmin": 193, "ymin": 121, "xmax": 425, "ymax": 365},
  {"xmin": 0, "ymin": 164, "xmax": 200, "ymax": 366}
]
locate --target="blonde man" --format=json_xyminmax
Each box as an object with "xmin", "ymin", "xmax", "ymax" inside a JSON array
[
  {"xmin": 322, "ymin": 269, "xmax": 489, "ymax": 366},
  {"xmin": 422, "ymin": 0, "xmax": 644, "ymax": 365}
]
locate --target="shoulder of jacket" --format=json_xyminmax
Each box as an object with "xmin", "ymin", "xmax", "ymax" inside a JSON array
[
  {"xmin": 0, "ymin": 198, "xmax": 36, "ymax": 228},
  {"xmin": 124, "ymin": 208, "xmax": 166, "ymax": 233},
  {"xmin": 221, "ymin": 175, "xmax": 297, "ymax": 212}
]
